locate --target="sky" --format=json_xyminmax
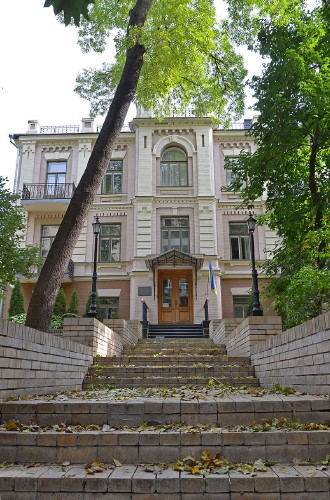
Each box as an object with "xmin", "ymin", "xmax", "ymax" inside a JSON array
[{"xmin": 0, "ymin": 0, "xmax": 262, "ymax": 191}]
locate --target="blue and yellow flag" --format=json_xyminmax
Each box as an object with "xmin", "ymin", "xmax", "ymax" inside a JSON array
[{"xmin": 208, "ymin": 261, "xmax": 217, "ymax": 295}]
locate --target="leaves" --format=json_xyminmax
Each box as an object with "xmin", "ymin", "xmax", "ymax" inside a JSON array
[
  {"xmin": 84, "ymin": 460, "xmax": 108, "ymax": 474},
  {"xmin": 44, "ymin": 0, "xmax": 95, "ymax": 26},
  {"xmin": 113, "ymin": 458, "xmax": 122, "ymax": 467},
  {"xmin": 172, "ymin": 451, "xmax": 268, "ymax": 476}
]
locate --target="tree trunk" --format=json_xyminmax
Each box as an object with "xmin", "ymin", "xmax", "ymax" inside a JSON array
[{"xmin": 25, "ymin": 0, "xmax": 153, "ymax": 332}]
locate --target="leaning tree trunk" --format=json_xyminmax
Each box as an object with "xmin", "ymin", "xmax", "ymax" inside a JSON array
[{"xmin": 25, "ymin": 0, "xmax": 153, "ymax": 332}]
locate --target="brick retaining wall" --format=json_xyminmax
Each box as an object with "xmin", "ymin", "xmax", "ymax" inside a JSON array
[
  {"xmin": 251, "ymin": 311, "xmax": 330, "ymax": 395},
  {"xmin": 0, "ymin": 319, "xmax": 93, "ymax": 398},
  {"xmin": 212, "ymin": 316, "xmax": 282, "ymax": 357},
  {"xmin": 62, "ymin": 318, "xmax": 140, "ymax": 357}
]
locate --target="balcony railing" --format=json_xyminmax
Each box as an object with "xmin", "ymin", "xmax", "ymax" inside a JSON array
[
  {"xmin": 29, "ymin": 259, "xmax": 74, "ymax": 280},
  {"xmin": 22, "ymin": 183, "xmax": 76, "ymax": 200},
  {"xmin": 40, "ymin": 125, "xmax": 79, "ymax": 134}
]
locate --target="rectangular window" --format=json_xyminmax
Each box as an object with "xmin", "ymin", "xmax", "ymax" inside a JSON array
[
  {"xmin": 229, "ymin": 223, "xmax": 250, "ymax": 260},
  {"xmin": 161, "ymin": 217, "xmax": 189, "ymax": 253},
  {"xmin": 102, "ymin": 160, "xmax": 122, "ymax": 194},
  {"xmin": 40, "ymin": 225, "xmax": 59, "ymax": 258},
  {"xmin": 99, "ymin": 297, "xmax": 119, "ymax": 321},
  {"xmin": 99, "ymin": 224, "xmax": 121, "ymax": 262},
  {"xmin": 46, "ymin": 161, "xmax": 67, "ymax": 197},
  {"xmin": 233, "ymin": 295, "xmax": 250, "ymax": 318},
  {"xmin": 225, "ymin": 157, "xmax": 246, "ymax": 189}
]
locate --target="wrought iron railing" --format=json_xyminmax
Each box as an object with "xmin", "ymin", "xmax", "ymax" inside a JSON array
[
  {"xmin": 141, "ymin": 299, "xmax": 149, "ymax": 338},
  {"xmin": 30, "ymin": 259, "xmax": 74, "ymax": 280},
  {"xmin": 22, "ymin": 183, "xmax": 75, "ymax": 200},
  {"xmin": 40, "ymin": 125, "xmax": 79, "ymax": 134}
]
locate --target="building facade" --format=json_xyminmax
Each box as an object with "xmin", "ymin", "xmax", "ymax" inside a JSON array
[{"xmin": 8, "ymin": 111, "xmax": 277, "ymax": 324}]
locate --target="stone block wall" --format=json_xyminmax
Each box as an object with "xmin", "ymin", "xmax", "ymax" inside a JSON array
[
  {"xmin": 212, "ymin": 316, "xmax": 282, "ymax": 357},
  {"xmin": 0, "ymin": 319, "xmax": 93, "ymax": 398},
  {"xmin": 210, "ymin": 318, "xmax": 242, "ymax": 345},
  {"xmin": 62, "ymin": 317, "xmax": 140, "ymax": 357},
  {"xmin": 251, "ymin": 311, "xmax": 330, "ymax": 395}
]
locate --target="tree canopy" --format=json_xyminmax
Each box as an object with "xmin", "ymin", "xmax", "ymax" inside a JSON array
[
  {"xmin": 227, "ymin": 7, "xmax": 330, "ymax": 327},
  {"xmin": 0, "ymin": 177, "xmax": 40, "ymax": 292}
]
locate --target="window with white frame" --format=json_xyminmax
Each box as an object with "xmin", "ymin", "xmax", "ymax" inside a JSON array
[
  {"xmin": 102, "ymin": 160, "xmax": 122, "ymax": 194},
  {"xmin": 229, "ymin": 223, "xmax": 250, "ymax": 260},
  {"xmin": 99, "ymin": 224, "xmax": 121, "ymax": 262},
  {"xmin": 225, "ymin": 157, "xmax": 246, "ymax": 189},
  {"xmin": 99, "ymin": 297, "xmax": 119, "ymax": 321},
  {"xmin": 46, "ymin": 161, "xmax": 67, "ymax": 197},
  {"xmin": 233, "ymin": 295, "xmax": 250, "ymax": 318},
  {"xmin": 161, "ymin": 217, "xmax": 190, "ymax": 253},
  {"xmin": 161, "ymin": 147, "xmax": 188, "ymax": 186},
  {"xmin": 40, "ymin": 225, "xmax": 59, "ymax": 258}
]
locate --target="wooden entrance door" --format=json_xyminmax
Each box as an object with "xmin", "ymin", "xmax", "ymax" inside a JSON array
[{"xmin": 158, "ymin": 269, "xmax": 193, "ymax": 324}]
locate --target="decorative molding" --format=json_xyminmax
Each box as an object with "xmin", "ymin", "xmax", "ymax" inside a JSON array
[{"xmin": 152, "ymin": 134, "xmax": 196, "ymax": 157}]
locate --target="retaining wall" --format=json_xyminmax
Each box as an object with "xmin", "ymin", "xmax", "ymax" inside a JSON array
[
  {"xmin": 251, "ymin": 311, "xmax": 330, "ymax": 395},
  {"xmin": 62, "ymin": 317, "xmax": 140, "ymax": 357},
  {"xmin": 0, "ymin": 319, "xmax": 93, "ymax": 398},
  {"xmin": 212, "ymin": 316, "xmax": 282, "ymax": 357}
]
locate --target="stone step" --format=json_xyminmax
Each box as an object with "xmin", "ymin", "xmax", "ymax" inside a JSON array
[
  {"xmin": 122, "ymin": 347, "xmax": 227, "ymax": 355},
  {"xmin": 1, "ymin": 395, "xmax": 329, "ymax": 427},
  {"xmin": 84, "ymin": 376, "xmax": 259, "ymax": 389},
  {"xmin": 88, "ymin": 366, "xmax": 255, "ymax": 376},
  {"xmin": 0, "ymin": 463, "xmax": 329, "ymax": 499},
  {"xmin": 93, "ymin": 356, "xmax": 250, "ymax": 365},
  {"xmin": 1, "ymin": 429, "xmax": 330, "ymax": 464}
]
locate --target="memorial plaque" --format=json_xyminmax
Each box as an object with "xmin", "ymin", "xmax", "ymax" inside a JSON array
[{"xmin": 138, "ymin": 286, "xmax": 152, "ymax": 296}]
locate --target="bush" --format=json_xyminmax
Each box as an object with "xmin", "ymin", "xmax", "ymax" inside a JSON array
[
  {"xmin": 50, "ymin": 315, "xmax": 63, "ymax": 330},
  {"xmin": 8, "ymin": 281, "xmax": 24, "ymax": 317},
  {"xmin": 9, "ymin": 313, "xmax": 64, "ymax": 330},
  {"xmin": 53, "ymin": 288, "xmax": 66, "ymax": 316},
  {"xmin": 9, "ymin": 313, "xmax": 26, "ymax": 324},
  {"xmin": 67, "ymin": 290, "xmax": 79, "ymax": 315}
]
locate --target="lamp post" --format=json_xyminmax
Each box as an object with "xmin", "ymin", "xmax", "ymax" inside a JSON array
[
  {"xmin": 247, "ymin": 213, "xmax": 263, "ymax": 316},
  {"xmin": 88, "ymin": 216, "xmax": 101, "ymax": 318}
]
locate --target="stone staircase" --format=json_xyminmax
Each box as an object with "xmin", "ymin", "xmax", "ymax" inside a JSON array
[
  {"xmin": 83, "ymin": 338, "xmax": 258, "ymax": 389},
  {"xmin": 0, "ymin": 337, "xmax": 330, "ymax": 498},
  {"xmin": 148, "ymin": 323, "xmax": 204, "ymax": 338}
]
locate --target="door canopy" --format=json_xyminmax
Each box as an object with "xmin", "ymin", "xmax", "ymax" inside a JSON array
[
  {"xmin": 145, "ymin": 249, "xmax": 203, "ymax": 271},
  {"xmin": 145, "ymin": 249, "xmax": 204, "ymax": 299}
]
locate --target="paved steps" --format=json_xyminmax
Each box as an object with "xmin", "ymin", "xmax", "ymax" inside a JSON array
[
  {"xmin": 1, "ymin": 463, "xmax": 330, "ymax": 499},
  {"xmin": 148, "ymin": 323, "xmax": 204, "ymax": 338},
  {"xmin": 1, "ymin": 337, "xmax": 330, "ymax": 498},
  {"xmin": 84, "ymin": 338, "xmax": 256, "ymax": 389}
]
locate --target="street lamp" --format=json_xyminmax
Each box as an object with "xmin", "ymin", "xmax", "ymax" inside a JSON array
[
  {"xmin": 247, "ymin": 213, "xmax": 263, "ymax": 316},
  {"xmin": 88, "ymin": 216, "xmax": 101, "ymax": 318}
]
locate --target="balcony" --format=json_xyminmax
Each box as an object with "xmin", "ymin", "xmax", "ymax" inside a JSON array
[
  {"xmin": 18, "ymin": 259, "xmax": 74, "ymax": 283},
  {"xmin": 21, "ymin": 183, "xmax": 75, "ymax": 211}
]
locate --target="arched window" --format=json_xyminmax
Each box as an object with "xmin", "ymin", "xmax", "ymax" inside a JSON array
[{"xmin": 161, "ymin": 147, "xmax": 188, "ymax": 186}]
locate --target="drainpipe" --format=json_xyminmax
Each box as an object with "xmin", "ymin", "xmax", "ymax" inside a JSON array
[{"xmin": 9, "ymin": 134, "xmax": 21, "ymax": 193}]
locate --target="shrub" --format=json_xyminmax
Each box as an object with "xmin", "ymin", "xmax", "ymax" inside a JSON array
[
  {"xmin": 53, "ymin": 288, "xmax": 66, "ymax": 316},
  {"xmin": 8, "ymin": 281, "xmax": 24, "ymax": 317},
  {"xmin": 9, "ymin": 313, "xmax": 26, "ymax": 324},
  {"xmin": 67, "ymin": 290, "xmax": 79, "ymax": 315}
]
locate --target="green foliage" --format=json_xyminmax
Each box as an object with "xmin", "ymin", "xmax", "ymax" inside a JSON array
[
  {"xmin": 8, "ymin": 281, "xmax": 24, "ymax": 317},
  {"xmin": 0, "ymin": 177, "xmax": 41, "ymax": 291},
  {"xmin": 50, "ymin": 315, "xmax": 64, "ymax": 329},
  {"xmin": 67, "ymin": 290, "xmax": 79, "ymax": 315},
  {"xmin": 84, "ymin": 291, "xmax": 101, "ymax": 317},
  {"xmin": 8, "ymin": 313, "xmax": 26, "ymax": 324},
  {"xmin": 53, "ymin": 288, "xmax": 66, "ymax": 316},
  {"xmin": 227, "ymin": 8, "xmax": 330, "ymax": 328},
  {"xmin": 9, "ymin": 313, "xmax": 63, "ymax": 330},
  {"xmin": 73, "ymin": 0, "xmax": 247, "ymax": 125},
  {"xmin": 44, "ymin": 0, "xmax": 95, "ymax": 26}
]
